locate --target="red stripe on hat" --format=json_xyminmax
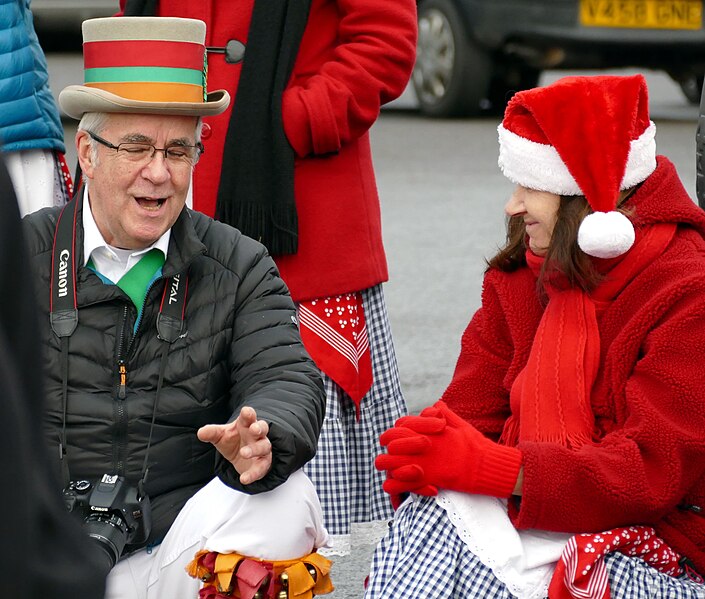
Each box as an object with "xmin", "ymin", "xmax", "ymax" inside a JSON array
[{"xmin": 84, "ymin": 40, "xmax": 204, "ymax": 70}]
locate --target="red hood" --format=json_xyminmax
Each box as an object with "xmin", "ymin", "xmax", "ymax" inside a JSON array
[{"xmin": 628, "ymin": 156, "xmax": 705, "ymax": 236}]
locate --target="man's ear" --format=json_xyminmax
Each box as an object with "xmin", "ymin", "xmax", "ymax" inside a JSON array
[{"xmin": 76, "ymin": 131, "xmax": 95, "ymax": 179}]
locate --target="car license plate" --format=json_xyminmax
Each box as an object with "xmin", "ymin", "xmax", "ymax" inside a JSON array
[{"xmin": 580, "ymin": 0, "xmax": 702, "ymax": 29}]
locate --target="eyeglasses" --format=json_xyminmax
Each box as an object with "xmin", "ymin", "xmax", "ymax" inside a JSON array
[{"xmin": 87, "ymin": 131, "xmax": 204, "ymax": 167}]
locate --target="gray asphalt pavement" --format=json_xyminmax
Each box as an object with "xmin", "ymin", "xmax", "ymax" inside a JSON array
[{"xmin": 47, "ymin": 53, "xmax": 700, "ymax": 597}]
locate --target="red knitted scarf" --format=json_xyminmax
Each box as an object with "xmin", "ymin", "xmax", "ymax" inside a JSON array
[{"xmin": 501, "ymin": 222, "xmax": 675, "ymax": 448}]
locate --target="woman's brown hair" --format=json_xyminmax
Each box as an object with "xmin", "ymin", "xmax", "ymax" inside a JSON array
[{"xmin": 487, "ymin": 194, "xmax": 629, "ymax": 292}]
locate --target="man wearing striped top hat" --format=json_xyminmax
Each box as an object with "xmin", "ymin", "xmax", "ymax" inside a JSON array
[{"xmin": 23, "ymin": 16, "xmax": 333, "ymax": 599}]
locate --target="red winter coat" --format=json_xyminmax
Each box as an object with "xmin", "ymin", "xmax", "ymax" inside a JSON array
[
  {"xmin": 131, "ymin": 0, "xmax": 417, "ymax": 301},
  {"xmin": 442, "ymin": 157, "xmax": 705, "ymax": 574}
]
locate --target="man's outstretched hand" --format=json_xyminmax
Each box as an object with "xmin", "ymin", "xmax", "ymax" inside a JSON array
[{"xmin": 198, "ymin": 406, "xmax": 272, "ymax": 485}]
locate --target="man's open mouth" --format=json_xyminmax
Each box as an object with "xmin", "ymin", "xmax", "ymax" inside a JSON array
[{"xmin": 136, "ymin": 197, "xmax": 166, "ymax": 211}]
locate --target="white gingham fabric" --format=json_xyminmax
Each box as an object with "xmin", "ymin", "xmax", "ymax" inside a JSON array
[
  {"xmin": 364, "ymin": 495, "xmax": 705, "ymax": 599},
  {"xmin": 300, "ymin": 285, "xmax": 406, "ymax": 554},
  {"xmin": 4, "ymin": 149, "xmax": 70, "ymax": 216}
]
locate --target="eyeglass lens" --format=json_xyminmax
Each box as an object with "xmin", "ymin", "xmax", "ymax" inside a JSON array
[{"xmin": 117, "ymin": 143, "xmax": 200, "ymax": 165}]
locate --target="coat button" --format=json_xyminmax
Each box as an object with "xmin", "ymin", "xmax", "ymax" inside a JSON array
[{"xmin": 206, "ymin": 40, "xmax": 246, "ymax": 64}]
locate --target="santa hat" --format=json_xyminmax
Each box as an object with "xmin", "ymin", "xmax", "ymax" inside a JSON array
[{"xmin": 497, "ymin": 74, "xmax": 656, "ymax": 259}]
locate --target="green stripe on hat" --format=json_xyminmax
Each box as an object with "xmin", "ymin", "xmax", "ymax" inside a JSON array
[{"xmin": 85, "ymin": 66, "xmax": 203, "ymax": 86}]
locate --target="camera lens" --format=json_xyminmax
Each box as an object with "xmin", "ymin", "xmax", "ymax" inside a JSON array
[
  {"xmin": 87, "ymin": 538, "xmax": 119, "ymax": 576},
  {"xmin": 63, "ymin": 475, "xmax": 151, "ymax": 572},
  {"xmin": 83, "ymin": 513, "xmax": 129, "ymax": 571}
]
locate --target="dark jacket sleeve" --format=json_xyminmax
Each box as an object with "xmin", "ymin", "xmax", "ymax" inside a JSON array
[
  {"xmin": 3, "ymin": 162, "xmax": 106, "ymax": 597},
  {"xmin": 215, "ymin": 236, "xmax": 325, "ymax": 493}
]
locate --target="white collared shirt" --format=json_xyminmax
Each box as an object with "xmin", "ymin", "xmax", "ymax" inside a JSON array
[{"xmin": 82, "ymin": 189, "xmax": 170, "ymax": 283}]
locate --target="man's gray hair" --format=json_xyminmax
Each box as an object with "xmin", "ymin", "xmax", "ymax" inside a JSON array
[
  {"xmin": 76, "ymin": 112, "xmax": 204, "ymax": 166},
  {"xmin": 77, "ymin": 113, "xmax": 109, "ymax": 165}
]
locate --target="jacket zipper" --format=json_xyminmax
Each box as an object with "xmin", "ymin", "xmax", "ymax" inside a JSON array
[
  {"xmin": 114, "ymin": 305, "xmax": 129, "ymax": 474},
  {"xmin": 113, "ymin": 276, "xmax": 164, "ymax": 474},
  {"xmin": 118, "ymin": 362, "xmax": 127, "ymax": 399}
]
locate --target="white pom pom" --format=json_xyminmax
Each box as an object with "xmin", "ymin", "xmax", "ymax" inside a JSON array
[{"xmin": 577, "ymin": 211, "xmax": 635, "ymax": 259}]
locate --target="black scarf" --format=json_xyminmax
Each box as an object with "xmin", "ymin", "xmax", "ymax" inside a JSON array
[
  {"xmin": 124, "ymin": 0, "xmax": 310, "ymax": 255},
  {"xmin": 122, "ymin": 0, "xmax": 158, "ymax": 15}
]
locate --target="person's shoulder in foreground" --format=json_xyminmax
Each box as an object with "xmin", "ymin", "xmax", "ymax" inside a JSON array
[{"xmin": 1, "ymin": 158, "xmax": 106, "ymax": 598}]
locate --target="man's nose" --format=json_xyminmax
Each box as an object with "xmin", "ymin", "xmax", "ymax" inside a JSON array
[{"xmin": 141, "ymin": 151, "xmax": 171, "ymax": 182}]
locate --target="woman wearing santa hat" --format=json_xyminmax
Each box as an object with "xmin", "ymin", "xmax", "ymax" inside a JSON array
[{"xmin": 369, "ymin": 74, "xmax": 705, "ymax": 599}]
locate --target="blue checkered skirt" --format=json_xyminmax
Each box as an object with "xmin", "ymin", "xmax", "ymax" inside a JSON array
[
  {"xmin": 301, "ymin": 285, "xmax": 406, "ymax": 541},
  {"xmin": 364, "ymin": 496, "xmax": 705, "ymax": 598}
]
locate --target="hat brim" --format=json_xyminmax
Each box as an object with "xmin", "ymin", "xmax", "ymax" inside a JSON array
[{"xmin": 58, "ymin": 85, "xmax": 231, "ymax": 120}]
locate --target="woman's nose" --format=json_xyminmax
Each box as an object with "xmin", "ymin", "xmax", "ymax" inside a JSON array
[{"xmin": 504, "ymin": 191, "xmax": 524, "ymax": 217}]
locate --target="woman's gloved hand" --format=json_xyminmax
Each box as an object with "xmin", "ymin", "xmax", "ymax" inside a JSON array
[
  {"xmin": 376, "ymin": 401, "xmax": 522, "ymax": 499},
  {"xmin": 376, "ymin": 405, "xmax": 445, "ymax": 506}
]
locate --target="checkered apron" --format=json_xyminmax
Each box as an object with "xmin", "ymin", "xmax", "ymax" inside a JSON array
[
  {"xmin": 299, "ymin": 285, "xmax": 406, "ymax": 546},
  {"xmin": 364, "ymin": 496, "xmax": 705, "ymax": 599}
]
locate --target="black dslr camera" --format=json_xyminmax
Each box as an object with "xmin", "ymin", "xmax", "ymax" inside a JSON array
[{"xmin": 63, "ymin": 474, "xmax": 152, "ymax": 572}]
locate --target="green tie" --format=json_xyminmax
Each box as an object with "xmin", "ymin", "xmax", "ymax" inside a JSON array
[
  {"xmin": 117, "ymin": 249, "xmax": 165, "ymax": 312},
  {"xmin": 88, "ymin": 249, "xmax": 165, "ymax": 312}
]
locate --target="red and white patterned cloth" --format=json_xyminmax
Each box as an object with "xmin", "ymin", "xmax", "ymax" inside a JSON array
[
  {"xmin": 56, "ymin": 151, "xmax": 74, "ymax": 199},
  {"xmin": 549, "ymin": 525, "xmax": 688, "ymax": 599},
  {"xmin": 298, "ymin": 292, "xmax": 373, "ymax": 419}
]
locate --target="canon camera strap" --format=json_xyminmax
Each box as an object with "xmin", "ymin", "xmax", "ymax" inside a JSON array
[
  {"xmin": 50, "ymin": 197, "xmax": 80, "ymax": 338},
  {"xmin": 50, "ymin": 195, "xmax": 189, "ymax": 485}
]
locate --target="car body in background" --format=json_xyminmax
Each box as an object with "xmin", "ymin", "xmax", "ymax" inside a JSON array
[
  {"xmin": 414, "ymin": 0, "xmax": 705, "ymax": 116},
  {"xmin": 31, "ymin": 0, "xmax": 115, "ymax": 48}
]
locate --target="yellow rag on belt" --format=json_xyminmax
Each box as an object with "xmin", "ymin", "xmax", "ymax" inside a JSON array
[{"xmin": 186, "ymin": 550, "xmax": 333, "ymax": 598}]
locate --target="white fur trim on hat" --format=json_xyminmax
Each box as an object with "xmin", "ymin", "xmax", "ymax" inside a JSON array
[
  {"xmin": 497, "ymin": 122, "xmax": 657, "ymax": 196},
  {"xmin": 577, "ymin": 211, "xmax": 635, "ymax": 258}
]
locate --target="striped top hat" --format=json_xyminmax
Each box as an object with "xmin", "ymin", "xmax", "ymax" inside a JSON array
[{"xmin": 59, "ymin": 17, "xmax": 230, "ymax": 120}]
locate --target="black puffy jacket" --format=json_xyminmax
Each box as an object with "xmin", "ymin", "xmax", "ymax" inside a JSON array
[{"xmin": 23, "ymin": 200, "xmax": 325, "ymax": 547}]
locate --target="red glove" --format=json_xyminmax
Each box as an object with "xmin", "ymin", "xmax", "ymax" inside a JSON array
[
  {"xmin": 382, "ymin": 466, "xmax": 435, "ymax": 510},
  {"xmin": 379, "ymin": 427, "xmax": 439, "ymax": 508},
  {"xmin": 377, "ymin": 409, "xmax": 444, "ymax": 507},
  {"xmin": 376, "ymin": 401, "xmax": 522, "ymax": 498}
]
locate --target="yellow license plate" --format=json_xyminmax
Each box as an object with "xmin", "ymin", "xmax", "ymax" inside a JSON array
[{"xmin": 580, "ymin": 0, "xmax": 702, "ymax": 29}]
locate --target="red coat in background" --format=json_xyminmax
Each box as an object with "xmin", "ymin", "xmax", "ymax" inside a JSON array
[
  {"xmin": 441, "ymin": 157, "xmax": 705, "ymax": 574},
  {"xmin": 124, "ymin": 0, "xmax": 418, "ymax": 302}
]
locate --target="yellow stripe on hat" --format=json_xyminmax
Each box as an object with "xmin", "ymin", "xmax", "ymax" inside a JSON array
[{"xmin": 84, "ymin": 81, "xmax": 204, "ymax": 103}]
